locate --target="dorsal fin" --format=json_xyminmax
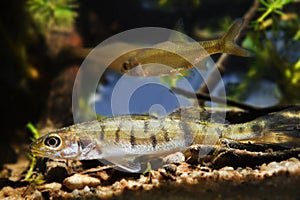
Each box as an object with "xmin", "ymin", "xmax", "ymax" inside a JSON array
[{"xmin": 168, "ymin": 18, "xmax": 189, "ymax": 43}]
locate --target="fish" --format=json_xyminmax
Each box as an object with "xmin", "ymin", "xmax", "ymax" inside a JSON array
[
  {"xmin": 29, "ymin": 107, "xmax": 300, "ymax": 173},
  {"xmin": 120, "ymin": 19, "xmax": 253, "ymax": 77}
]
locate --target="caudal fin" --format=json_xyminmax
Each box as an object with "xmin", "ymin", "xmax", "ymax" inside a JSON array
[{"xmin": 221, "ymin": 19, "xmax": 254, "ymax": 57}]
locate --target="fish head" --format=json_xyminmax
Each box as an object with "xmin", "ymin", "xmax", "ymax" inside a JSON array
[
  {"xmin": 29, "ymin": 130, "xmax": 81, "ymax": 159},
  {"xmin": 121, "ymin": 57, "xmax": 139, "ymax": 74}
]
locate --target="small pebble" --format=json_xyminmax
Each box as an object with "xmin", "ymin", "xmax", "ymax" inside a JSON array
[
  {"xmin": 98, "ymin": 171, "xmax": 110, "ymax": 181},
  {"xmin": 163, "ymin": 152, "xmax": 185, "ymax": 164},
  {"xmin": 31, "ymin": 190, "xmax": 42, "ymax": 200},
  {"xmin": 163, "ymin": 163, "xmax": 177, "ymax": 174},
  {"xmin": 0, "ymin": 186, "xmax": 14, "ymax": 197},
  {"xmin": 38, "ymin": 182, "xmax": 62, "ymax": 191},
  {"xmin": 83, "ymin": 185, "xmax": 90, "ymax": 193},
  {"xmin": 63, "ymin": 174, "xmax": 101, "ymax": 190},
  {"xmin": 138, "ymin": 175, "xmax": 148, "ymax": 183},
  {"xmin": 72, "ymin": 189, "xmax": 79, "ymax": 196},
  {"xmin": 142, "ymin": 184, "xmax": 153, "ymax": 191}
]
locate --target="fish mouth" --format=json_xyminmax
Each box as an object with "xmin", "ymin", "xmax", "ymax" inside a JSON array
[
  {"xmin": 29, "ymin": 147, "xmax": 44, "ymax": 157},
  {"xmin": 29, "ymin": 142, "xmax": 47, "ymax": 158}
]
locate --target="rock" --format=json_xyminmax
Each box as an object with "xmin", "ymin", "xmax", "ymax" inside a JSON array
[
  {"xmin": 30, "ymin": 190, "xmax": 43, "ymax": 200},
  {"xmin": 3, "ymin": 155, "xmax": 30, "ymax": 182},
  {"xmin": 83, "ymin": 185, "xmax": 90, "ymax": 193},
  {"xmin": 0, "ymin": 186, "xmax": 14, "ymax": 198},
  {"xmin": 38, "ymin": 182, "xmax": 62, "ymax": 192},
  {"xmin": 45, "ymin": 161, "xmax": 69, "ymax": 182},
  {"xmin": 72, "ymin": 189, "xmax": 79, "ymax": 196},
  {"xmin": 162, "ymin": 152, "xmax": 185, "ymax": 165},
  {"xmin": 97, "ymin": 170, "xmax": 110, "ymax": 181},
  {"xmin": 63, "ymin": 174, "xmax": 101, "ymax": 190}
]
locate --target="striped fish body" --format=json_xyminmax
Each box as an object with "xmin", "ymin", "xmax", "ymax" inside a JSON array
[{"xmin": 30, "ymin": 107, "xmax": 300, "ymax": 172}]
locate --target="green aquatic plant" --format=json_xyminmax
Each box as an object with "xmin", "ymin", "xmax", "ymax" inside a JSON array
[
  {"xmin": 24, "ymin": 123, "xmax": 45, "ymax": 184},
  {"xmin": 285, "ymin": 59, "xmax": 300, "ymax": 85},
  {"xmin": 254, "ymin": 0, "xmax": 293, "ymax": 30},
  {"xmin": 280, "ymin": 56, "xmax": 300, "ymax": 103},
  {"xmin": 27, "ymin": 122, "xmax": 40, "ymax": 141},
  {"xmin": 24, "ymin": 154, "xmax": 45, "ymax": 185},
  {"xmin": 26, "ymin": 0, "xmax": 78, "ymax": 34},
  {"xmin": 224, "ymin": 0, "xmax": 300, "ymax": 105}
]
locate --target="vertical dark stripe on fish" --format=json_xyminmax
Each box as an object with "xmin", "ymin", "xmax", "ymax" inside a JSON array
[
  {"xmin": 150, "ymin": 134, "xmax": 157, "ymax": 149},
  {"xmin": 162, "ymin": 127, "xmax": 170, "ymax": 142},
  {"xmin": 238, "ymin": 126, "xmax": 244, "ymax": 133},
  {"xmin": 160, "ymin": 118, "xmax": 170, "ymax": 142},
  {"xmin": 251, "ymin": 123, "xmax": 262, "ymax": 133},
  {"xmin": 144, "ymin": 120, "xmax": 149, "ymax": 134},
  {"xmin": 115, "ymin": 127, "xmax": 120, "ymax": 143},
  {"xmin": 180, "ymin": 121, "xmax": 193, "ymax": 146},
  {"xmin": 100, "ymin": 125, "xmax": 105, "ymax": 140},
  {"xmin": 130, "ymin": 128, "xmax": 136, "ymax": 148}
]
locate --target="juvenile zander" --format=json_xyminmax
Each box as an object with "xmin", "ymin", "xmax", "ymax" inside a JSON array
[{"xmin": 30, "ymin": 107, "xmax": 300, "ymax": 172}]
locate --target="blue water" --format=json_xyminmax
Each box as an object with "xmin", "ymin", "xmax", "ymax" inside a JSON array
[
  {"xmin": 212, "ymin": 72, "xmax": 282, "ymax": 108},
  {"xmin": 95, "ymin": 67, "xmax": 205, "ymax": 117}
]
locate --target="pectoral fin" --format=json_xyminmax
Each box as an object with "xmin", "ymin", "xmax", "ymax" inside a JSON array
[{"xmin": 103, "ymin": 155, "xmax": 141, "ymax": 173}]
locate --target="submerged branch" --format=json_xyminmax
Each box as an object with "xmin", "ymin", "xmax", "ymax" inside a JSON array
[
  {"xmin": 186, "ymin": 140, "xmax": 300, "ymax": 169},
  {"xmin": 172, "ymin": 87, "xmax": 292, "ymax": 114}
]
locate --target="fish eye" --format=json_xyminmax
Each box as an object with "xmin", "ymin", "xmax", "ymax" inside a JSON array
[
  {"xmin": 44, "ymin": 135, "xmax": 61, "ymax": 149},
  {"xmin": 122, "ymin": 62, "xmax": 130, "ymax": 71}
]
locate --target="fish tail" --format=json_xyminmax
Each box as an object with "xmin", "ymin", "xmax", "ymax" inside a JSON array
[{"xmin": 221, "ymin": 19, "xmax": 253, "ymax": 57}]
